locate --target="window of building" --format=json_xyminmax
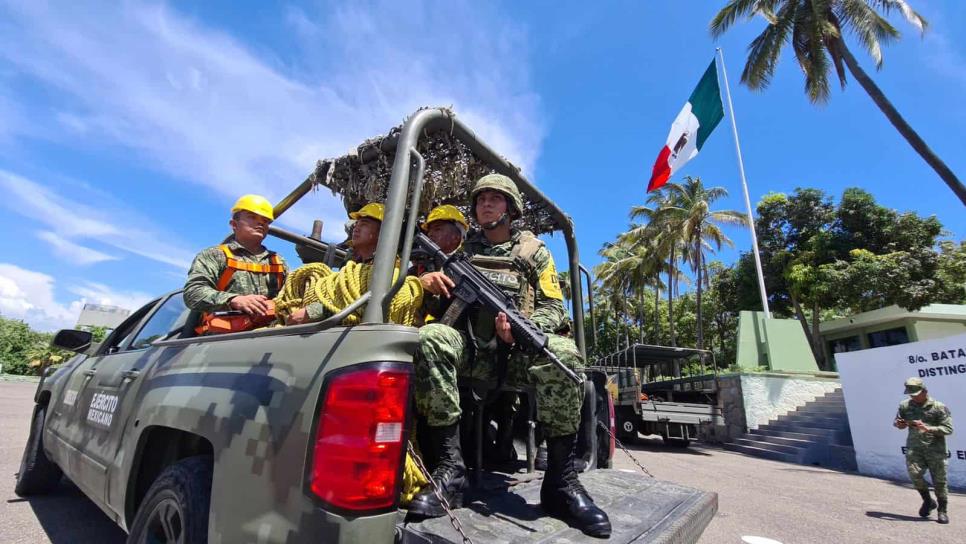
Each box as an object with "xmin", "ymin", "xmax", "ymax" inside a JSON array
[
  {"xmin": 828, "ymin": 335, "xmax": 862, "ymax": 355},
  {"xmin": 867, "ymin": 327, "xmax": 909, "ymax": 349}
]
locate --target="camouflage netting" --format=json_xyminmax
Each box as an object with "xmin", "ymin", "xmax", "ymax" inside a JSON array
[{"xmin": 304, "ymin": 108, "xmax": 561, "ymax": 235}]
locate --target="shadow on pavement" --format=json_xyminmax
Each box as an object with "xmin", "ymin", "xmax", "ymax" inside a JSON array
[
  {"xmin": 622, "ymin": 436, "xmax": 713, "ymax": 457},
  {"xmin": 865, "ymin": 511, "xmax": 932, "ymax": 522},
  {"xmin": 12, "ymin": 479, "xmax": 125, "ymax": 544}
]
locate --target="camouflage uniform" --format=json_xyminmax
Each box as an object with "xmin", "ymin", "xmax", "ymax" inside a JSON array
[
  {"xmin": 413, "ymin": 229, "xmax": 583, "ymax": 438},
  {"xmin": 897, "ymin": 397, "xmax": 954, "ymax": 500},
  {"xmin": 183, "ymin": 237, "xmax": 288, "ymax": 312}
]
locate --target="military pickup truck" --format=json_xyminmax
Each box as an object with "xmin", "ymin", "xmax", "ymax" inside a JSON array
[{"xmin": 16, "ymin": 107, "xmax": 716, "ymax": 543}]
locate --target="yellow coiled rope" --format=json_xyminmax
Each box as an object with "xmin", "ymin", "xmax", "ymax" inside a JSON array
[
  {"xmin": 273, "ymin": 261, "xmax": 424, "ymax": 326},
  {"xmin": 272, "ymin": 261, "xmax": 429, "ymax": 503}
]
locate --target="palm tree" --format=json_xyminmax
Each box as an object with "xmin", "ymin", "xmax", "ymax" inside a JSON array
[
  {"xmin": 648, "ymin": 177, "xmax": 747, "ymax": 349},
  {"xmin": 711, "ymin": 0, "xmax": 966, "ymax": 206},
  {"xmin": 629, "ymin": 190, "xmax": 688, "ymax": 346}
]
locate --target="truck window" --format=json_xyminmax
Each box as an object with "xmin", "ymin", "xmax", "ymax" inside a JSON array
[{"xmin": 129, "ymin": 296, "xmax": 189, "ymax": 349}]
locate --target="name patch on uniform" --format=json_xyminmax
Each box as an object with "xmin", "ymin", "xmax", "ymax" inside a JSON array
[
  {"xmin": 87, "ymin": 393, "xmax": 119, "ymax": 428},
  {"xmin": 480, "ymin": 270, "xmax": 521, "ymax": 290},
  {"xmin": 539, "ymin": 261, "xmax": 563, "ymax": 300}
]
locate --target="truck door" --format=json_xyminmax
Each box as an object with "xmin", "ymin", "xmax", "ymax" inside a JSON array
[
  {"xmin": 45, "ymin": 298, "xmax": 157, "ymax": 504},
  {"xmin": 61, "ymin": 295, "xmax": 187, "ymax": 514}
]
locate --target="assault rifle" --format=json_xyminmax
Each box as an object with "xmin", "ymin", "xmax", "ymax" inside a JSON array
[{"xmin": 414, "ymin": 232, "xmax": 582, "ymax": 385}]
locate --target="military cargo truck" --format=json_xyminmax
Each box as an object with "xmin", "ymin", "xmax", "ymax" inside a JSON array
[
  {"xmin": 16, "ymin": 107, "xmax": 716, "ymax": 543},
  {"xmin": 595, "ymin": 344, "xmax": 723, "ymax": 448}
]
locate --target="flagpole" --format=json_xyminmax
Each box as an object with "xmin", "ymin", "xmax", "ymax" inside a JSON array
[{"xmin": 716, "ymin": 47, "xmax": 771, "ymax": 319}]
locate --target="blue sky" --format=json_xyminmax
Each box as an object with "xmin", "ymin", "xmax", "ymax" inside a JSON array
[{"xmin": 0, "ymin": 0, "xmax": 963, "ymax": 331}]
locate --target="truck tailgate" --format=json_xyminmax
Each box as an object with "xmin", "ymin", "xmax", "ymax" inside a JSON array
[{"xmin": 399, "ymin": 469, "xmax": 717, "ymax": 543}]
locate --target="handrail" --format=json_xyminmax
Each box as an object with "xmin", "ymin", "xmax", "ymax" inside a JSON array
[
  {"xmin": 578, "ymin": 263, "xmax": 596, "ymax": 351},
  {"xmin": 384, "ymin": 147, "xmax": 426, "ymax": 309}
]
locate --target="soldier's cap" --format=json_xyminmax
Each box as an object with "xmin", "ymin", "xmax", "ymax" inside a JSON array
[
  {"xmin": 903, "ymin": 377, "xmax": 925, "ymax": 395},
  {"xmin": 349, "ymin": 202, "xmax": 384, "ymax": 222}
]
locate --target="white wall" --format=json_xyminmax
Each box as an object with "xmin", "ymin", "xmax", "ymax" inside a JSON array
[
  {"xmin": 837, "ymin": 333, "xmax": 966, "ymax": 488},
  {"xmin": 741, "ymin": 374, "xmax": 840, "ymax": 430}
]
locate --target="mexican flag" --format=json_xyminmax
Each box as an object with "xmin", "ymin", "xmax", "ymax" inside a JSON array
[{"xmin": 647, "ymin": 60, "xmax": 724, "ymax": 192}]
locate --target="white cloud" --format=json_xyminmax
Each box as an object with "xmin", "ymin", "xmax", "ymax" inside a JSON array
[
  {"xmin": 0, "ymin": 0, "xmax": 544, "ymax": 232},
  {"xmin": 0, "ymin": 170, "xmax": 193, "ymax": 269},
  {"xmin": 0, "ymin": 263, "xmax": 153, "ymax": 332},
  {"xmin": 36, "ymin": 231, "xmax": 119, "ymax": 265}
]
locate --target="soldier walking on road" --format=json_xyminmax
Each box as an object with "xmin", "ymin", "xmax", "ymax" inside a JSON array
[
  {"xmin": 894, "ymin": 377, "xmax": 953, "ymax": 524},
  {"xmin": 409, "ymin": 174, "xmax": 611, "ymax": 538}
]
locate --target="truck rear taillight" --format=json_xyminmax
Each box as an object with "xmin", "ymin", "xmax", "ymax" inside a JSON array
[{"xmin": 309, "ymin": 365, "xmax": 411, "ymax": 513}]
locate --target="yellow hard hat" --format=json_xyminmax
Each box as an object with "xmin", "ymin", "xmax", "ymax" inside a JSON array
[
  {"xmin": 349, "ymin": 202, "xmax": 385, "ymax": 222},
  {"xmin": 231, "ymin": 194, "xmax": 275, "ymax": 221},
  {"xmin": 421, "ymin": 205, "xmax": 469, "ymax": 232}
]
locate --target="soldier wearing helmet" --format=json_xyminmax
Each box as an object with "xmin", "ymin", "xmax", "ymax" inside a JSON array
[
  {"xmin": 285, "ymin": 202, "xmax": 385, "ymax": 326},
  {"xmin": 409, "ymin": 174, "xmax": 611, "ymax": 537},
  {"xmin": 183, "ymin": 194, "xmax": 288, "ymax": 331}
]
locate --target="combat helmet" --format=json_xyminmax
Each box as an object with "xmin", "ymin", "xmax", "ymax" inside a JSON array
[{"xmin": 470, "ymin": 173, "xmax": 524, "ymax": 220}]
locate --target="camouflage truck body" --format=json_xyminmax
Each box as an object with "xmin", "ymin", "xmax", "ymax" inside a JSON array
[
  {"xmin": 18, "ymin": 107, "xmax": 715, "ymax": 544},
  {"xmin": 34, "ymin": 302, "xmax": 416, "ymax": 543}
]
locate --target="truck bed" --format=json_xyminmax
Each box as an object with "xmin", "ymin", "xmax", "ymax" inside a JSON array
[{"xmin": 398, "ymin": 468, "xmax": 717, "ymax": 543}]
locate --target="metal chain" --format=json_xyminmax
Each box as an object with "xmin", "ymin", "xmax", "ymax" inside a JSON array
[
  {"xmin": 407, "ymin": 443, "xmax": 474, "ymax": 544},
  {"xmin": 598, "ymin": 421, "xmax": 653, "ymax": 478}
]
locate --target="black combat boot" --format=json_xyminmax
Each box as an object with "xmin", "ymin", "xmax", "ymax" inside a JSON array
[
  {"xmin": 937, "ymin": 499, "xmax": 949, "ymax": 524},
  {"xmin": 919, "ymin": 489, "xmax": 937, "ymax": 518},
  {"xmin": 408, "ymin": 422, "xmax": 468, "ymax": 518},
  {"xmin": 540, "ymin": 433, "xmax": 611, "ymax": 538}
]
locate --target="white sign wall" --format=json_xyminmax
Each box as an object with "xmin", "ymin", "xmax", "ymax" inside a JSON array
[{"xmin": 836, "ymin": 333, "xmax": 966, "ymax": 488}]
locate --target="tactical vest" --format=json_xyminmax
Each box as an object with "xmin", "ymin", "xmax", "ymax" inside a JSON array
[
  {"xmin": 195, "ymin": 245, "xmax": 286, "ymax": 335},
  {"xmin": 468, "ymin": 231, "xmax": 543, "ymax": 318}
]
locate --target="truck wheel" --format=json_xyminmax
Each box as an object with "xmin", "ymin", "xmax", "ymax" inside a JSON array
[
  {"xmin": 15, "ymin": 404, "xmax": 63, "ymax": 496},
  {"xmin": 662, "ymin": 437, "xmax": 690, "ymax": 448},
  {"xmin": 128, "ymin": 456, "xmax": 213, "ymax": 544}
]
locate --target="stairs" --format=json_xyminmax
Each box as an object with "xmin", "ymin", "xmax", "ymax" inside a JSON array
[{"xmin": 723, "ymin": 388, "xmax": 857, "ymax": 471}]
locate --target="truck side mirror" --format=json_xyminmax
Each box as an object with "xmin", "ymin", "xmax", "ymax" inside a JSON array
[{"xmin": 52, "ymin": 329, "xmax": 93, "ymax": 353}]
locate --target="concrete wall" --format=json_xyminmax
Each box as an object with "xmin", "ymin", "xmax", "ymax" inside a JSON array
[
  {"xmin": 736, "ymin": 311, "xmax": 819, "ymax": 372},
  {"xmin": 740, "ymin": 373, "xmax": 840, "ymax": 430},
  {"xmin": 914, "ymin": 319, "xmax": 966, "ymax": 341},
  {"xmin": 709, "ymin": 374, "xmax": 746, "ymax": 443}
]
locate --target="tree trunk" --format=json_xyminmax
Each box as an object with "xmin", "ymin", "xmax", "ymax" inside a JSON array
[
  {"xmin": 790, "ymin": 294, "xmax": 827, "ymax": 370},
  {"xmin": 654, "ymin": 283, "xmax": 661, "ymax": 342},
  {"xmin": 837, "ymin": 40, "xmax": 966, "ymax": 206},
  {"xmin": 668, "ymin": 248, "xmax": 676, "ymax": 347},
  {"xmin": 811, "ymin": 300, "xmax": 826, "ymax": 370},
  {"xmin": 695, "ymin": 235, "xmax": 704, "ymax": 350},
  {"xmin": 638, "ymin": 288, "xmax": 645, "ymax": 344}
]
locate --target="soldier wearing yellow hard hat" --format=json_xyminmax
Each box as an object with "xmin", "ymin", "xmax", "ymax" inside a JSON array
[
  {"xmin": 348, "ymin": 202, "xmax": 384, "ymax": 263},
  {"xmin": 284, "ymin": 203, "xmax": 385, "ymax": 326},
  {"xmin": 183, "ymin": 194, "xmax": 288, "ymax": 334},
  {"xmin": 421, "ymin": 205, "xmax": 468, "ymax": 255}
]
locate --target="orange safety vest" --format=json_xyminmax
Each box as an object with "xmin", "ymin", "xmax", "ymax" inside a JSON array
[{"xmin": 196, "ymin": 245, "xmax": 286, "ymax": 335}]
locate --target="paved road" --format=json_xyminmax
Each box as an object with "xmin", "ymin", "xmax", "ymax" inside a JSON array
[{"xmin": 2, "ymin": 380, "xmax": 963, "ymax": 543}]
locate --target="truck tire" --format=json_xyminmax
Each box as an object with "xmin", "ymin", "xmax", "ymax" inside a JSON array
[
  {"xmin": 128, "ymin": 456, "xmax": 213, "ymax": 544},
  {"xmin": 662, "ymin": 437, "xmax": 691, "ymax": 448},
  {"xmin": 15, "ymin": 404, "xmax": 63, "ymax": 496}
]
